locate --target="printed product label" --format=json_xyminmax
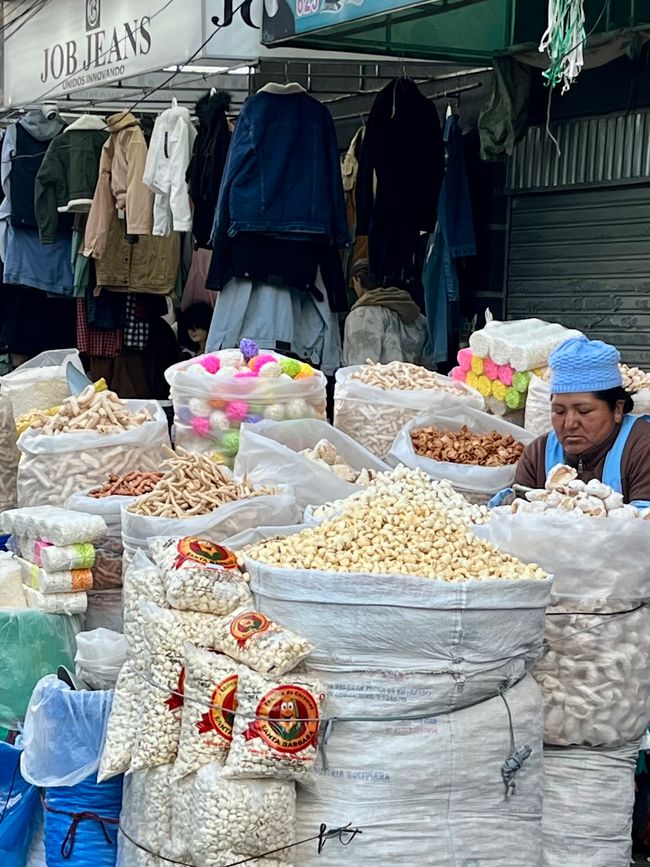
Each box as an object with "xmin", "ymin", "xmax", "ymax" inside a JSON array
[
  {"xmin": 174, "ymin": 538, "xmax": 239, "ymax": 572},
  {"xmin": 229, "ymin": 610, "xmax": 278, "ymax": 647},
  {"xmin": 244, "ymin": 685, "xmax": 321, "ymax": 754},
  {"xmin": 197, "ymin": 673, "xmax": 238, "ymax": 741}
]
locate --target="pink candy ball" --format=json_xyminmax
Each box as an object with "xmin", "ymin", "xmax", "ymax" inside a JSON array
[
  {"xmin": 498, "ymin": 365, "xmax": 514, "ymax": 387},
  {"xmin": 450, "ymin": 366, "xmax": 467, "ymax": 382},
  {"xmin": 226, "ymin": 400, "xmax": 249, "ymax": 422},
  {"xmin": 483, "ymin": 358, "xmax": 499, "ymax": 381},
  {"xmin": 191, "ymin": 416, "xmax": 211, "ymax": 437},
  {"xmin": 457, "ymin": 347, "xmax": 473, "ymax": 372},
  {"xmin": 200, "ymin": 355, "xmax": 221, "ymax": 374},
  {"xmin": 249, "ymin": 353, "xmax": 278, "ymax": 373}
]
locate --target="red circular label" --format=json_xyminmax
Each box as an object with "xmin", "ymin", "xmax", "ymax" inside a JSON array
[
  {"xmin": 175, "ymin": 538, "xmax": 239, "ymax": 570},
  {"xmin": 249, "ymin": 685, "xmax": 320, "ymax": 755},
  {"xmin": 229, "ymin": 611, "xmax": 273, "ymax": 645}
]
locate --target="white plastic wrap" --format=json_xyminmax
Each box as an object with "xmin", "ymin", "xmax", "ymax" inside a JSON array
[
  {"xmin": 121, "ymin": 492, "xmax": 301, "ymax": 569},
  {"xmin": 23, "ymin": 585, "xmax": 87, "ymax": 615},
  {"xmin": 0, "ymin": 551, "xmax": 26, "ymax": 608},
  {"xmin": 16, "ymin": 400, "xmax": 169, "ymax": 507},
  {"xmin": 469, "ymin": 319, "xmax": 581, "ymax": 369},
  {"xmin": 98, "ymin": 659, "xmax": 140, "ymax": 782},
  {"xmin": 75, "ymin": 628, "xmax": 128, "ymax": 690},
  {"xmin": 234, "ymin": 419, "xmax": 391, "ymax": 509},
  {"xmin": 388, "ymin": 406, "xmax": 534, "ymax": 496},
  {"xmin": 19, "ymin": 558, "xmax": 93, "ymax": 594},
  {"xmin": 173, "ymin": 644, "xmax": 239, "ymax": 779},
  {"xmin": 0, "ymin": 506, "xmax": 107, "ymax": 546},
  {"xmin": 0, "ymin": 349, "xmax": 83, "ymax": 418},
  {"xmin": 17, "ymin": 537, "xmax": 96, "ymax": 572},
  {"xmin": 122, "ymin": 552, "xmax": 168, "ymax": 659},
  {"xmin": 333, "ymin": 365, "xmax": 484, "ymax": 458},
  {"xmin": 524, "ymin": 372, "xmax": 552, "ymax": 437},
  {"xmin": 542, "ymin": 742, "xmax": 638, "ymax": 867},
  {"xmin": 225, "ymin": 668, "xmax": 325, "ymax": 782},
  {"xmin": 213, "ymin": 606, "xmax": 313, "ymax": 676},
  {"xmin": 0, "ymin": 392, "xmax": 18, "ymax": 512}
]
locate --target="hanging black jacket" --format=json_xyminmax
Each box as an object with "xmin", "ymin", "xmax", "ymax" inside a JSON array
[
  {"xmin": 356, "ymin": 78, "xmax": 445, "ymax": 289},
  {"xmin": 187, "ymin": 91, "xmax": 232, "ymax": 249}
]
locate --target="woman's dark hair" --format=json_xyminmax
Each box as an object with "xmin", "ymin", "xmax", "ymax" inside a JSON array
[
  {"xmin": 182, "ymin": 303, "xmax": 213, "ymax": 332},
  {"xmin": 593, "ymin": 386, "xmax": 635, "ymax": 414}
]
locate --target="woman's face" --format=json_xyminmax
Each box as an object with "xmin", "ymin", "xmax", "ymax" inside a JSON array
[
  {"xmin": 188, "ymin": 326, "xmax": 208, "ymax": 348},
  {"xmin": 551, "ymin": 392, "xmax": 624, "ymax": 455}
]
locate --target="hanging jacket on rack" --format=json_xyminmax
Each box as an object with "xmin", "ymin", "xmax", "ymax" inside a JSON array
[
  {"xmin": 187, "ymin": 90, "xmax": 231, "ymax": 249},
  {"xmin": 143, "ymin": 100, "xmax": 197, "ymax": 237},
  {"xmin": 7, "ymin": 113, "xmax": 66, "ymax": 229},
  {"xmin": 356, "ymin": 78, "xmax": 445, "ymax": 290},
  {"xmin": 35, "ymin": 115, "xmax": 108, "ymax": 244},
  {"xmin": 84, "ymin": 112, "xmax": 153, "ymax": 258}
]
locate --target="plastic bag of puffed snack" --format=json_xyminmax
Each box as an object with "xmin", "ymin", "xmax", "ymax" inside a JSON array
[
  {"xmin": 98, "ymin": 660, "xmax": 141, "ymax": 782},
  {"xmin": 190, "ymin": 762, "xmax": 296, "ymax": 864},
  {"xmin": 129, "ymin": 604, "xmax": 218, "ymax": 772},
  {"xmin": 19, "ymin": 558, "xmax": 93, "ymax": 594},
  {"xmin": 150, "ymin": 537, "xmax": 252, "ymax": 615},
  {"xmin": 213, "ymin": 607, "xmax": 312, "ymax": 676},
  {"xmin": 173, "ymin": 644, "xmax": 240, "ymax": 781},
  {"xmin": 23, "ymin": 585, "xmax": 87, "ymax": 615},
  {"xmin": 17, "ymin": 537, "xmax": 95, "ymax": 572},
  {"xmin": 122, "ymin": 552, "xmax": 168, "ymax": 659},
  {"xmin": 0, "ymin": 506, "xmax": 106, "ymax": 546},
  {"xmin": 225, "ymin": 668, "xmax": 325, "ymax": 782}
]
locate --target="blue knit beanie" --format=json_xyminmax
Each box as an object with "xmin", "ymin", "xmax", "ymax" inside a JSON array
[{"xmin": 549, "ymin": 336, "xmax": 622, "ymax": 394}]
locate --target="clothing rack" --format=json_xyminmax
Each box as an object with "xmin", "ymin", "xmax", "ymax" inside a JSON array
[{"xmin": 330, "ymin": 81, "xmax": 483, "ymax": 122}]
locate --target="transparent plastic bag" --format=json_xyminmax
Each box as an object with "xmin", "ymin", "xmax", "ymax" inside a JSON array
[
  {"xmin": 17, "ymin": 537, "xmax": 95, "ymax": 572},
  {"xmin": 213, "ymin": 606, "xmax": 312, "ymax": 676},
  {"xmin": 388, "ymin": 407, "xmax": 534, "ymax": 496},
  {"xmin": 17, "ymin": 401, "xmax": 169, "ymax": 508},
  {"xmin": 0, "ymin": 349, "xmax": 83, "ymax": 418},
  {"xmin": 98, "ymin": 660, "xmax": 140, "ymax": 782},
  {"xmin": 225, "ymin": 668, "xmax": 325, "ymax": 782},
  {"xmin": 234, "ymin": 419, "xmax": 390, "ymax": 509},
  {"xmin": 173, "ymin": 644, "xmax": 239, "ymax": 780},
  {"xmin": 191, "ymin": 762, "xmax": 295, "ymax": 862},
  {"xmin": 23, "ymin": 586, "xmax": 87, "ymax": 616},
  {"xmin": 0, "ymin": 742, "xmax": 40, "ymax": 867},
  {"xmin": 122, "ymin": 552, "xmax": 167, "ymax": 659},
  {"xmin": 19, "ymin": 559, "xmax": 93, "ymax": 594},
  {"xmin": 20, "ymin": 676, "xmax": 113, "ymax": 787}
]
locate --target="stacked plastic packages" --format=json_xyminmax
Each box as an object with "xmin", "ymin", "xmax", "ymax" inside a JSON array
[
  {"xmin": 166, "ymin": 339, "xmax": 328, "ymax": 467},
  {"xmin": 99, "ymin": 537, "xmax": 320, "ymax": 866},
  {"xmin": 0, "ymin": 507, "xmax": 107, "ymax": 615},
  {"xmin": 489, "ymin": 482, "xmax": 650, "ymax": 867},
  {"xmin": 450, "ymin": 319, "xmax": 582, "ymax": 416}
]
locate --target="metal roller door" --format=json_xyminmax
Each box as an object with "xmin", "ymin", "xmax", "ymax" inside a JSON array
[{"xmin": 506, "ymin": 184, "xmax": 650, "ymax": 367}]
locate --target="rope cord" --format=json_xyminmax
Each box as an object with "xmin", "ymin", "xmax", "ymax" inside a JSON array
[
  {"xmin": 543, "ymin": 603, "xmax": 647, "ymax": 649},
  {"xmin": 117, "ymin": 821, "xmax": 363, "ymax": 866},
  {"xmin": 41, "ymin": 794, "xmax": 119, "ymax": 859}
]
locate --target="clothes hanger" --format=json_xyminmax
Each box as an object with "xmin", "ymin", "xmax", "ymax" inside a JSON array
[{"xmin": 210, "ymin": 87, "xmax": 217, "ymax": 98}]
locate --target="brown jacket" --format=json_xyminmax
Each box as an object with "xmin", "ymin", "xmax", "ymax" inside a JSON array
[
  {"xmin": 96, "ymin": 210, "xmax": 180, "ymax": 295},
  {"xmin": 84, "ymin": 112, "xmax": 153, "ymax": 258},
  {"xmin": 515, "ymin": 417, "xmax": 650, "ymax": 503}
]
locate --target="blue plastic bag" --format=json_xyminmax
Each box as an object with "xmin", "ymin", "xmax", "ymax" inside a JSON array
[
  {"xmin": 0, "ymin": 742, "xmax": 39, "ymax": 867},
  {"xmin": 44, "ymin": 773, "xmax": 122, "ymax": 867}
]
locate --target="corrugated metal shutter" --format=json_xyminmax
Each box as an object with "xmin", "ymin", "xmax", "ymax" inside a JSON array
[{"xmin": 506, "ymin": 184, "xmax": 650, "ymax": 367}]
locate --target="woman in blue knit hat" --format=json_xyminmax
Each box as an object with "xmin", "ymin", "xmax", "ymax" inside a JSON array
[{"xmin": 514, "ymin": 336, "xmax": 650, "ymax": 506}]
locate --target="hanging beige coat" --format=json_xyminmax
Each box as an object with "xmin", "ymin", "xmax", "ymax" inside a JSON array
[{"xmin": 84, "ymin": 112, "xmax": 154, "ymax": 258}]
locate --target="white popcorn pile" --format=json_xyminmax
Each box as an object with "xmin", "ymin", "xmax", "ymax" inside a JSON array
[
  {"xmin": 212, "ymin": 606, "xmax": 313, "ymax": 676},
  {"xmin": 225, "ymin": 669, "xmax": 325, "ymax": 782},
  {"xmin": 311, "ymin": 467, "xmax": 490, "ymax": 525},
  {"xmin": 513, "ymin": 463, "xmax": 650, "ymax": 519},
  {"xmin": 535, "ymin": 599, "xmax": 650, "ymax": 747},
  {"xmin": 250, "ymin": 467, "xmax": 543, "ymax": 583},
  {"xmin": 173, "ymin": 644, "xmax": 239, "ymax": 780},
  {"xmin": 299, "ymin": 438, "xmax": 376, "ymax": 485},
  {"xmin": 191, "ymin": 763, "xmax": 296, "ymax": 865},
  {"xmin": 150, "ymin": 537, "xmax": 253, "ymax": 615}
]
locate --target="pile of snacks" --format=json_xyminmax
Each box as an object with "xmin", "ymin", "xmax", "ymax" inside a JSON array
[
  {"xmin": 511, "ymin": 464, "xmax": 650, "ymax": 519},
  {"xmin": 89, "ymin": 471, "xmax": 163, "ymax": 498},
  {"xmin": 166, "ymin": 340, "xmax": 327, "ymax": 467},
  {"xmin": 0, "ymin": 506, "xmax": 108, "ymax": 614},
  {"xmin": 249, "ymin": 467, "xmax": 544, "ymax": 581},
  {"xmin": 127, "ymin": 447, "xmax": 278, "ymax": 519},
  {"xmin": 349, "ymin": 360, "xmax": 468, "ymax": 392},
  {"xmin": 311, "ymin": 468, "xmax": 490, "ymax": 526},
  {"xmin": 0, "ymin": 392, "xmax": 18, "ymax": 511},
  {"xmin": 28, "ymin": 386, "xmax": 153, "ymax": 435},
  {"xmin": 620, "ymin": 363, "xmax": 650, "ymax": 392},
  {"xmin": 14, "ymin": 380, "xmax": 109, "ymax": 435},
  {"xmin": 410, "ymin": 425, "xmax": 524, "ymax": 467},
  {"xmin": 299, "ymin": 439, "xmax": 377, "ymax": 484},
  {"xmin": 334, "ymin": 363, "xmax": 482, "ymax": 459}
]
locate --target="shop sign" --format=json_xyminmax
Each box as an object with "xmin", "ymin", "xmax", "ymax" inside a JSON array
[{"xmin": 4, "ymin": 0, "xmax": 201, "ymax": 106}]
